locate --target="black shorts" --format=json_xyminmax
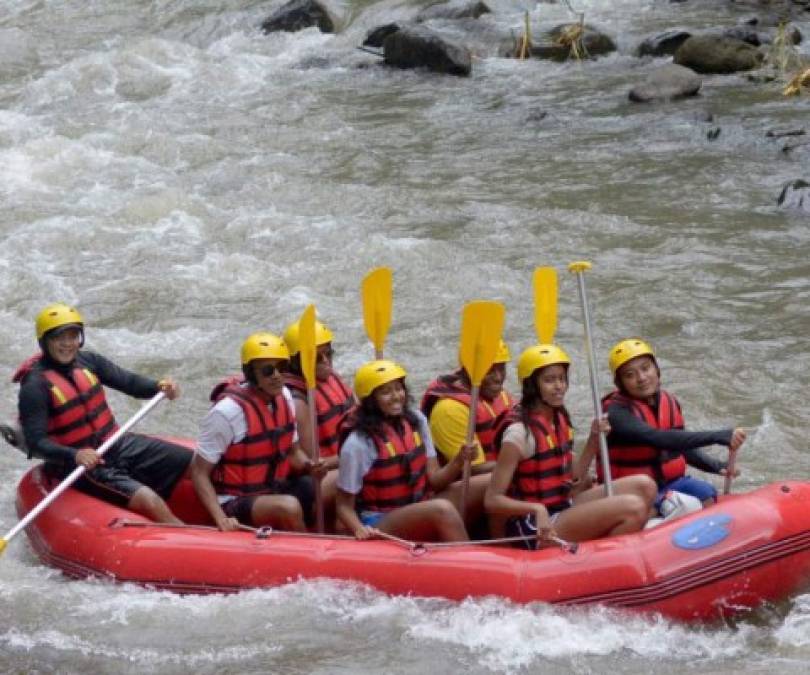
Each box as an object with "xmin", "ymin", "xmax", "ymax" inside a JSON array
[
  {"xmin": 221, "ymin": 476, "xmax": 315, "ymax": 527},
  {"xmin": 64, "ymin": 433, "xmax": 191, "ymax": 508}
]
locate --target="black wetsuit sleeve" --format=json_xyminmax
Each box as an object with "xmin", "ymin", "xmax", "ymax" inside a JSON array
[
  {"xmin": 82, "ymin": 352, "xmax": 160, "ymax": 399},
  {"xmin": 18, "ymin": 373, "xmax": 77, "ymax": 463},
  {"xmin": 606, "ymin": 404, "xmax": 734, "ymax": 455},
  {"xmin": 684, "ymin": 447, "xmax": 727, "ymax": 474}
]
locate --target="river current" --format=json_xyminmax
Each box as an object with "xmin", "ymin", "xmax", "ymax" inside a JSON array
[{"xmin": 1, "ymin": 0, "xmax": 809, "ymax": 672}]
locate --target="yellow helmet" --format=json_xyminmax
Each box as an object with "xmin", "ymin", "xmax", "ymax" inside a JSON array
[
  {"xmin": 283, "ymin": 319, "xmax": 334, "ymax": 357},
  {"xmin": 240, "ymin": 332, "xmax": 290, "ymax": 365},
  {"xmin": 35, "ymin": 303, "xmax": 84, "ymax": 340},
  {"xmin": 517, "ymin": 344, "xmax": 571, "ymax": 382},
  {"xmin": 608, "ymin": 338, "xmax": 655, "ymax": 375},
  {"xmin": 494, "ymin": 339, "xmax": 511, "ymax": 364},
  {"xmin": 354, "ymin": 359, "xmax": 407, "ymax": 400}
]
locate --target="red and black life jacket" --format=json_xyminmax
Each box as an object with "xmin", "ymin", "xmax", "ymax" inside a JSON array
[
  {"xmin": 601, "ymin": 390, "xmax": 686, "ymax": 484},
  {"xmin": 503, "ymin": 407, "xmax": 574, "ymax": 513},
  {"xmin": 283, "ymin": 372, "xmax": 354, "ymax": 458},
  {"xmin": 345, "ymin": 416, "xmax": 428, "ymax": 513},
  {"xmin": 209, "ymin": 379, "xmax": 296, "ymax": 497},
  {"xmin": 36, "ymin": 365, "xmax": 119, "ymax": 450},
  {"xmin": 420, "ymin": 371, "xmax": 514, "ymax": 461}
]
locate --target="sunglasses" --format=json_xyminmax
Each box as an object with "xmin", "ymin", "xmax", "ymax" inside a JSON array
[{"xmin": 257, "ymin": 362, "xmax": 289, "ymax": 378}]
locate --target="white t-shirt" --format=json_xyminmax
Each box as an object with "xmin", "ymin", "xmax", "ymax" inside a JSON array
[
  {"xmin": 501, "ymin": 421, "xmax": 537, "ymax": 460},
  {"xmin": 337, "ymin": 409, "xmax": 436, "ymax": 495}
]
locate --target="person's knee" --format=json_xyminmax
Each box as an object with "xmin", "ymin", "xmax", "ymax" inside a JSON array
[
  {"xmin": 431, "ymin": 498, "xmax": 463, "ymax": 525},
  {"xmin": 637, "ymin": 476, "xmax": 658, "ymax": 505},
  {"xmin": 128, "ymin": 487, "xmax": 164, "ymax": 515}
]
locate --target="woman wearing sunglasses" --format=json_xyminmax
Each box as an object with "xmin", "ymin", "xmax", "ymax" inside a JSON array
[
  {"xmin": 191, "ymin": 332, "xmax": 326, "ymax": 532},
  {"xmin": 336, "ymin": 359, "xmax": 471, "ymax": 542}
]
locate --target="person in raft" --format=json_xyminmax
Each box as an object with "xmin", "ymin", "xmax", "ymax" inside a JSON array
[
  {"xmin": 484, "ymin": 344, "xmax": 656, "ymax": 548},
  {"xmin": 15, "ymin": 303, "xmax": 190, "ymax": 524},
  {"xmin": 191, "ymin": 332, "xmax": 327, "ymax": 532},
  {"xmin": 282, "ymin": 317, "xmax": 354, "ymax": 525},
  {"xmin": 420, "ymin": 339, "xmax": 514, "ymax": 473},
  {"xmin": 601, "ymin": 338, "xmax": 746, "ymax": 510},
  {"xmin": 336, "ymin": 360, "xmax": 472, "ymax": 542}
]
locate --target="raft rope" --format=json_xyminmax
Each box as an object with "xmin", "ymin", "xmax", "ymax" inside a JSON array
[{"xmin": 110, "ymin": 518, "xmax": 578, "ymax": 554}]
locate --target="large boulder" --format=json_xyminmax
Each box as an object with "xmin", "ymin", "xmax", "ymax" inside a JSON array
[
  {"xmin": 674, "ymin": 35, "xmax": 764, "ymax": 74},
  {"xmin": 261, "ymin": 0, "xmax": 335, "ymax": 34},
  {"xmin": 364, "ymin": 23, "xmax": 401, "ymax": 48},
  {"xmin": 516, "ymin": 23, "xmax": 616, "ymax": 61},
  {"xmin": 416, "ymin": 1, "xmax": 491, "ymax": 22},
  {"xmin": 383, "ymin": 25, "xmax": 472, "ymax": 76},
  {"xmin": 637, "ymin": 30, "xmax": 692, "ymax": 57},
  {"xmin": 629, "ymin": 64, "xmax": 703, "ymax": 103},
  {"xmin": 777, "ymin": 179, "xmax": 810, "ymax": 213}
]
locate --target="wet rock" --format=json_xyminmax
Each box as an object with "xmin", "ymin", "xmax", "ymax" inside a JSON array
[
  {"xmin": 511, "ymin": 23, "xmax": 616, "ymax": 61},
  {"xmin": 364, "ymin": 23, "xmax": 401, "ymax": 48},
  {"xmin": 416, "ymin": 1, "xmax": 491, "ymax": 22},
  {"xmin": 777, "ymin": 179, "xmax": 810, "ymax": 213},
  {"xmin": 629, "ymin": 64, "xmax": 702, "ymax": 103},
  {"xmin": 723, "ymin": 26, "xmax": 762, "ymax": 46},
  {"xmin": 766, "ymin": 128, "xmax": 806, "ymax": 138},
  {"xmin": 781, "ymin": 138, "xmax": 810, "ymax": 156},
  {"xmin": 637, "ymin": 30, "xmax": 692, "ymax": 57},
  {"xmin": 706, "ymin": 126, "xmax": 721, "ymax": 140},
  {"xmin": 383, "ymin": 25, "xmax": 472, "ymax": 76},
  {"xmin": 674, "ymin": 35, "xmax": 764, "ymax": 74},
  {"xmin": 261, "ymin": 0, "xmax": 335, "ymax": 34}
]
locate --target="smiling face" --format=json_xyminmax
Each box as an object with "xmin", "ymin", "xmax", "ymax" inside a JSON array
[
  {"xmin": 252, "ymin": 358, "xmax": 289, "ymax": 397},
  {"xmin": 533, "ymin": 363, "xmax": 568, "ymax": 408},
  {"xmin": 480, "ymin": 363, "xmax": 506, "ymax": 402},
  {"xmin": 45, "ymin": 327, "xmax": 83, "ymax": 365},
  {"xmin": 617, "ymin": 355, "xmax": 660, "ymax": 401},
  {"xmin": 372, "ymin": 378, "xmax": 406, "ymax": 418}
]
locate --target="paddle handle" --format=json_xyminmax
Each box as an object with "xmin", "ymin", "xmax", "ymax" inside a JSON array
[
  {"xmin": 307, "ymin": 388, "xmax": 325, "ymax": 533},
  {"xmin": 459, "ymin": 385, "xmax": 481, "ymax": 518},
  {"xmin": 1, "ymin": 392, "xmax": 166, "ymax": 548},
  {"xmin": 723, "ymin": 448, "xmax": 737, "ymax": 495},
  {"xmin": 569, "ymin": 263, "xmax": 614, "ymax": 497}
]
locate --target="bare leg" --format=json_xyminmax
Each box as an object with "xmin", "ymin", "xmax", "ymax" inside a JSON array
[
  {"xmin": 319, "ymin": 469, "xmax": 339, "ymax": 532},
  {"xmin": 128, "ymin": 487, "xmax": 183, "ymax": 524},
  {"xmin": 554, "ymin": 494, "xmax": 648, "ymax": 542},
  {"xmin": 251, "ymin": 494, "xmax": 307, "ymax": 532},
  {"xmin": 436, "ymin": 474, "xmax": 491, "ymax": 526},
  {"xmin": 378, "ymin": 498, "xmax": 468, "ymax": 542}
]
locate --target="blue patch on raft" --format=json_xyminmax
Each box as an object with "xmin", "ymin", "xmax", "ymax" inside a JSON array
[{"xmin": 671, "ymin": 514, "xmax": 733, "ymax": 550}]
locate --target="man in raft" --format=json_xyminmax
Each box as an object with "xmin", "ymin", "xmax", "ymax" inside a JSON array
[
  {"xmin": 282, "ymin": 317, "xmax": 353, "ymax": 527},
  {"xmin": 601, "ymin": 338, "xmax": 746, "ymax": 511},
  {"xmin": 15, "ymin": 303, "xmax": 190, "ymax": 523},
  {"xmin": 191, "ymin": 332, "xmax": 327, "ymax": 532}
]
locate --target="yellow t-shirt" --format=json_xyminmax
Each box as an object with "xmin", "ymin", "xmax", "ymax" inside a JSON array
[{"xmin": 428, "ymin": 398, "xmax": 486, "ymax": 465}]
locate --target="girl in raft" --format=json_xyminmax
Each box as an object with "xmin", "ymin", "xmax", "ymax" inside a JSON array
[
  {"xmin": 485, "ymin": 344, "xmax": 657, "ymax": 549},
  {"xmin": 336, "ymin": 359, "xmax": 474, "ymax": 542}
]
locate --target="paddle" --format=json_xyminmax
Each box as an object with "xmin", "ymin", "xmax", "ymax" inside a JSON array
[
  {"xmin": 458, "ymin": 300, "xmax": 506, "ymax": 516},
  {"xmin": 0, "ymin": 392, "xmax": 166, "ymax": 556},
  {"xmin": 298, "ymin": 304, "xmax": 325, "ymax": 533},
  {"xmin": 568, "ymin": 261, "xmax": 614, "ymax": 497},
  {"xmin": 361, "ymin": 267, "xmax": 392, "ymax": 359},
  {"xmin": 533, "ymin": 266, "xmax": 558, "ymax": 344}
]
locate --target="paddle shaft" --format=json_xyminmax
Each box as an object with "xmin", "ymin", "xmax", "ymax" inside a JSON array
[
  {"xmin": 570, "ymin": 270, "xmax": 614, "ymax": 497},
  {"xmin": 723, "ymin": 448, "xmax": 737, "ymax": 495},
  {"xmin": 307, "ymin": 387, "xmax": 325, "ymax": 533},
  {"xmin": 459, "ymin": 384, "xmax": 481, "ymax": 517},
  {"xmin": 1, "ymin": 392, "xmax": 166, "ymax": 548}
]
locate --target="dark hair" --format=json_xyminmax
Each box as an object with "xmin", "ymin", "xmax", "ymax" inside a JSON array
[
  {"xmin": 288, "ymin": 353, "xmax": 303, "ymax": 377},
  {"xmin": 242, "ymin": 363, "xmax": 256, "ymax": 385},
  {"xmin": 354, "ymin": 379, "xmax": 418, "ymax": 439}
]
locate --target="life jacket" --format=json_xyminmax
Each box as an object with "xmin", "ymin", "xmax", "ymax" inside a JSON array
[
  {"xmin": 283, "ymin": 372, "xmax": 354, "ymax": 457},
  {"xmin": 24, "ymin": 358, "xmax": 119, "ymax": 450},
  {"xmin": 209, "ymin": 379, "xmax": 296, "ymax": 497},
  {"xmin": 503, "ymin": 407, "xmax": 574, "ymax": 513},
  {"xmin": 343, "ymin": 416, "xmax": 428, "ymax": 513},
  {"xmin": 601, "ymin": 389, "xmax": 686, "ymax": 485},
  {"xmin": 420, "ymin": 371, "xmax": 514, "ymax": 461}
]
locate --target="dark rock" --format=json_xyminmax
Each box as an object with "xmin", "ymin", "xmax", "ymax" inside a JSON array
[
  {"xmin": 723, "ymin": 26, "xmax": 762, "ymax": 46},
  {"xmin": 706, "ymin": 126, "xmax": 721, "ymax": 140},
  {"xmin": 261, "ymin": 0, "xmax": 335, "ymax": 34},
  {"xmin": 383, "ymin": 25, "xmax": 472, "ymax": 76},
  {"xmin": 637, "ymin": 30, "xmax": 692, "ymax": 57},
  {"xmin": 519, "ymin": 23, "xmax": 616, "ymax": 61},
  {"xmin": 766, "ymin": 128, "xmax": 806, "ymax": 138},
  {"xmin": 777, "ymin": 179, "xmax": 810, "ymax": 213},
  {"xmin": 628, "ymin": 64, "xmax": 702, "ymax": 103},
  {"xmin": 364, "ymin": 23, "xmax": 401, "ymax": 48},
  {"xmin": 782, "ymin": 139, "xmax": 810, "ymax": 155},
  {"xmin": 674, "ymin": 35, "xmax": 764, "ymax": 74},
  {"xmin": 416, "ymin": 1, "xmax": 491, "ymax": 22}
]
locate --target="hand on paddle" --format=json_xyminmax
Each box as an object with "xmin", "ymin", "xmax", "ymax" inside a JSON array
[
  {"xmin": 305, "ymin": 458, "xmax": 329, "ymax": 479},
  {"xmin": 452, "ymin": 442, "xmax": 478, "ymax": 475},
  {"xmin": 74, "ymin": 448, "xmax": 103, "ymax": 470},
  {"xmin": 157, "ymin": 378, "xmax": 180, "ymax": 400},
  {"xmin": 729, "ymin": 427, "xmax": 747, "ymax": 453},
  {"xmin": 534, "ymin": 507, "xmax": 558, "ymax": 547}
]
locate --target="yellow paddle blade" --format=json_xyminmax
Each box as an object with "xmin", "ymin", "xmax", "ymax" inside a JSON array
[
  {"xmin": 0, "ymin": 538, "xmax": 6, "ymax": 555},
  {"xmin": 361, "ymin": 267, "xmax": 392, "ymax": 356},
  {"xmin": 298, "ymin": 304, "xmax": 317, "ymax": 390},
  {"xmin": 459, "ymin": 301, "xmax": 506, "ymax": 386},
  {"xmin": 533, "ymin": 267, "xmax": 558, "ymax": 344}
]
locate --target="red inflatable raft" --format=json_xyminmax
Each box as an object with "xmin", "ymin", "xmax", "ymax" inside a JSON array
[{"xmin": 14, "ymin": 460, "xmax": 810, "ymax": 622}]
